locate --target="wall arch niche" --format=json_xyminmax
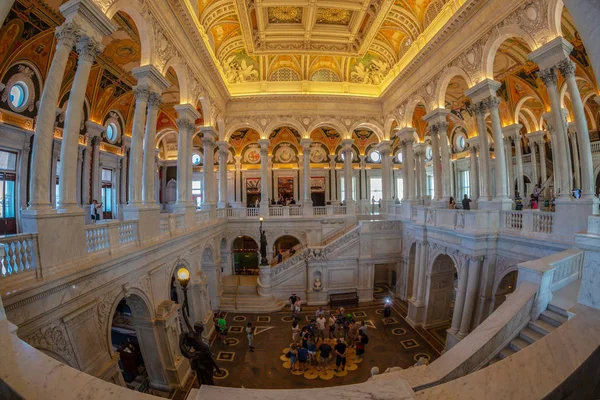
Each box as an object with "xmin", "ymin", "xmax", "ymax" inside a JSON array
[
  {"xmin": 110, "ymin": 293, "xmax": 168, "ymax": 390},
  {"xmin": 272, "ymin": 235, "xmax": 301, "ymax": 263},
  {"xmin": 232, "ymin": 235, "xmax": 259, "ymax": 275},
  {"xmin": 423, "ymin": 254, "xmax": 458, "ymax": 337}
]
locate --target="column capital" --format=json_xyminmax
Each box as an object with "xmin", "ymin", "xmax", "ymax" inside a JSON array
[
  {"xmin": 567, "ymin": 121, "xmax": 578, "ymax": 136},
  {"xmin": 132, "ymin": 65, "xmax": 170, "ymax": 94},
  {"xmin": 257, "ymin": 138, "xmax": 270, "ymax": 151},
  {"xmin": 557, "ymin": 59, "xmax": 576, "ymax": 79},
  {"xmin": 483, "ymin": 95, "xmax": 501, "ymax": 111},
  {"xmin": 147, "ymin": 92, "xmax": 163, "ymax": 110},
  {"xmin": 200, "ymin": 126, "xmax": 218, "ymax": 142},
  {"xmin": 422, "ymin": 107, "xmax": 450, "ymax": 126},
  {"xmin": 413, "ymin": 142, "xmax": 425, "ymax": 156},
  {"xmin": 75, "ymin": 35, "xmax": 103, "ymax": 63},
  {"xmin": 133, "ymin": 85, "xmax": 152, "ymax": 102},
  {"xmin": 85, "ymin": 120, "xmax": 105, "ymax": 139},
  {"xmin": 216, "ymin": 140, "xmax": 230, "ymax": 152},
  {"xmin": 55, "ymin": 21, "xmax": 83, "ymax": 49},
  {"xmin": 341, "ymin": 138, "xmax": 354, "ymax": 149},
  {"xmin": 300, "ymin": 138, "xmax": 313, "ymax": 152},
  {"xmin": 537, "ymin": 67, "xmax": 558, "ymax": 88},
  {"xmin": 59, "ymin": 0, "xmax": 116, "ymax": 40},
  {"xmin": 121, "ymin": 135, "xmax": 131, "ymax": 150},
  {"xmin": 528, "ymin": 36, "xmax": 574, "ymax": 70},
  {"xmin": 526, "ymin": 130, "xmax": 546, "ymax": 145},
  {"xmin": 502, "ymin": 123, "xmax": 523, "ymax": 140},
  {"xmin": 465, "ymin": 78, "xmax": 501, "ymax": 103},
  {"xmin": 376, "ymin": 140, "xmax": 392, "ymax": 156},
  {"xmin": 176, "ymin": 117, "xmax": 195, "ymax": 133}
]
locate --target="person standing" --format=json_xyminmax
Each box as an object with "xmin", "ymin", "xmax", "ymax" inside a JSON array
[
  {"xmin": 297, "ymin": 345, "xmax": 309, "ymax": 372},
  {"xmin": 315, "ymin": 306, "xmax": 325, "ymax": 318},
  {"xmin": 217, "ymin": 313, "xmax": 227, "ymax": 345},
  {"xmin": 246, "ymin": 322, "xmax": 255, "ymax": 352},
  {"xmin": 358, "ymin": 321, "xmax": 367, "ymax": 336},
  {"xmin": 289, "ymin": 344, "xmax": 298, "ymax": 372},
  {"xmin": 347, "ymin": 320, "xmax": 359, "ymax": 348},
  {"xmin": 316, "ymin": 314, "xmax": 326, "ymax": 341},
  {"xmin": 328, "ymin": 313, "xmax": 336, "ymax": 338},
  {"xmin": 289, "ymin": 293, "xmax": 298, "ymax": 312},
  {"xmin": 448, "ymin": 197, "xmax": 456, "ymax": 209},
  {"xmin": 334, "ymin": 339, "xmax": 347, "ymax": 372},
  {"xmin": 356, "ymin": 332, "xmax": 368, "ymax": 357},
  {"xmin": 291, "ymin": 321, "xmax": 300, "ymax": 343},
  {"xmin": 317, "ymin": 339, "xmax": 333, "ymax": 371},
  {"xmin": 462, "ymin": 194, "xmax": 471, "ymax": 210}
]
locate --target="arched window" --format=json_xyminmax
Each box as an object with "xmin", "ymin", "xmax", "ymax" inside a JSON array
[
  {"xmin": 106, "ymin": 123, "xmax": 118, "ymax": 142},
  {"xmin": 192, "ymin": 153, "xmax": 202, "ymax": 166},
  {"xmin": 269, "ymin": 68, "xmax": 301, "ymax": 82},
  {"xmin": 369, "ymin": 150, "xmax": 381, "ymax": 163},
  {"xmin": 311, "ymin": 69, "xmax": 340, "ymax": 82},
  {"xmin": 396, "ymin": 151, "xmax": 403, "ymax": 163},
  {"xmin": 425, "ymin": 146, "xmax": 433, "ymax": 160},
  {"xmin": 9, "ymin": 82, "xmax": 28, "ymax": 109}
]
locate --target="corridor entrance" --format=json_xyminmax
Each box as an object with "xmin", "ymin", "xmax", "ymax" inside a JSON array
[{"xmin": 232, "ymin": 235, "xmax": 259, "ymax": 275}]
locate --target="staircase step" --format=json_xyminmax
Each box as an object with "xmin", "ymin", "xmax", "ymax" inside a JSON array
[
  {"xmin": 546, "ymin": 304, "xmax": 569, "ymax": 318},
  {"xmin": 519, "ymin": 327, "xmax": 544, "ymax": 344},
  {"xmin": 528, "ymin": 319, "xmax": 556, "ymax": 335},
  {"xmin": 497, "ymin": 347, "xmax": 516, "ymax": 360},
  {"xmin": 509, "ymin": 337, "xmax": 531, "ymax": 352},
  {"xmin": 540, "ymin": 309, "xmax": 568, "ymax": 327}
]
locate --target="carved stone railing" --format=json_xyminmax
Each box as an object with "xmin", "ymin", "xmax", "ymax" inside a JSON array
[
  {"xmin": 269, "ymin": 207, "xmax": 283, "ymax": 217},
  {"xmin": 533, "ymin": 211, "xmax": 553, "ymax": 234},
  {"xmin": 159, "ymin": 215, "xmax": 169, "ymax": 234},
  {"xmin": 591, "ymin": 140, "xmax": 600, "ymax": 153},
  {"xmin": 502, "ymin": 210, "xmax": 523, "ymax": 231},
  {"xmin": 174, "ymin": 214, "xmax": 185, "ymax": 230},
  {"xmin": 312, "ymin": 206, "xmax": 327, "ymax": 216},
  {"xmin": 117, "ymin": 221, "xmax": 138, "ymax": 245},
  {"xmin": 216, "ymin": 208, "xmax": 226, "ymax": 219},
  {"xmin": 195, "ymin": 210, "xmax": 210, "ymax": 225},
  {"xmin": 331, "ymin": 205, "xmax": 346, "ymax": 215},
  {"xmin": 0, "ymin": 234, "xmax": 40, "ymax": 279},
  {"xmin": 84, "ymin": 225, "xmax": 109, "ymax": 254}
]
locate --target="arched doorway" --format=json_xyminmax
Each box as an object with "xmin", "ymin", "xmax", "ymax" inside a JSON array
[
  {"xmin": 232, "ymin": 235, "xmax": 259, "ymax": 275},
  {"xmin": 493, "ymin": 270, "xmax": 518, "ymax": 310},
  {"xmin": 424, "ymin": 254, "xmax": 457, "ymax": 330},
  {"xmin": 272, "ymin": 235, "xmax": 300, "ymax": 264},
  {"xmin": 110, "ymin": 294, "xmax": 166, "ymax": 391}
]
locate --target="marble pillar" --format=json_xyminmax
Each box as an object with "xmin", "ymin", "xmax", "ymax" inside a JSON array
[
  {"xmin": 142, "ymin": 93, "xmax": 163, "ymax": 206},
  {"xmin": 504, "ymin": 138, "xmax": 514, "ymax": 199},
  {"xmin": 458, "ymin": 256, "xmax": 482, "ymax": 338},
  {"xmin": 341, "ymin": 139, "xmax": 355, "ymax": 212},
  {"xmin": 58, "ymin": 36, "xmax": 102, "ymax": 212},
  {"xmin": 27, "ymin": 22, "xmax": 80, "ymax": 212},
  {"xmin": 128, "ymin": 86, "xmax": 150, "ymax": 206},
  {"xmin": 378, "ymin": 140, "xmax": 393, "ymax": 209},
  {"xmin": 450, "ymin": 257, "xmax": 469, "ymax": 334},
  {"xmin": 301, "ymin": 139, "xmax": 313, "ymax": 207},
  {"xmin": 258, "ymin": 139, "xmax": 270, "ymax": 214},
  {"xmin": 200, "ymin": 128, "xmax": 217, "ymax": 211},
  {"xmin": 217, "ymin": 141, "xmax": 229, "ymax": 208},
  {"xmin": 568, "ymin": 127, "xmax": 581, "ymax": 191},
  {"xmin": 400, "ymin": 142, "xmax": 408, "ymax": 201},
  {"xmin": 486, "ymin": 96, "xmax": 511, "ymax": 206},
  {"xmin": 468, "ymin": 144, "xmax": 480, "ymax": 202}
]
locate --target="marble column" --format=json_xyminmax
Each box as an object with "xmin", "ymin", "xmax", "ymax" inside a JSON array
[
  {"xmin": 258, "ymin": 139, "xmax": 270, "ymax": 211},
  {"xmin": 450, "ymin": 258, "xmax": 469, "ymax": 334},
  {"xmin": 378, "ymin": 140, "xmax": 393, "ymax": 207},
  {"xmin": 568, "ymin": 126, "xmax": 581, "ymax": 190},
  {"xmin": 28, "ymin": 22, "xmax": 80, "ymax": 210},
  {"xmin": 234, "ymin": 155, "xmax": 242, "ymax": 206},
  {"xmin": 76, "ymin": 146, "xmax": 84, "ymax": 206},
  {"xmin": 217, "ymin": 141, "xmax": 229, "ymax": 208},
  {"xmin": 468, "ymin": 96, "xmax": 492, "ymax": 201},
  {"xmin": 201, "ymin": 129, "xmax": 217, "ymax": 210},
  {"xmin": 411, "ymin": 242, "xmax": 421, "ymax": 302},
  {"xmin": 529, "ymin": 140, "xmax": 539, "ymax": 186},
  {"xmin": 175, "ymin": 118, "xmax": 191, "ymax": 205},
  {"xmin": 91, "ymin": 136, "xmax": 101, "ymax": 203},
  {"xmin": 559, "ymin": 59, "xmax": 594, "ymax": 197},
  {"xmin": 514, "ymin": 134, "xmax": 525, "ymax": 198},
  {"xmin": 400, "ymin": 142, "xmax": 408, "ymax": 201},
  {"xmin": 431, "ymin": 132, "xmax": 442, "ymax": 201},
  {"xmin": 329, "ymin": 155, "xmax": 337, "ymax": 203},
  {"xmin": 539, "ymin": 139, "xmax": 547, "ymax": 185},
  {"xmin": 486, "ymin": 96, "xmax": 510, "ymax": 202},
  {"xmin": 128, "ymin": 86, "xmax": 150, "ymax": 206},
  {"xmin": 414, "ymin": 143, "xmax": 425, "ymax": 202},
  {"xmin": 141, "ymin": 93, "xmax": 162, "ymax": 206},
  {"xmin": 458, "ymin": 256, "xmax": 482, "ymax": 338},
  {"xmin": 415, "ymin": 241, "xmax": 427, "ymax": 305},
  {"xmin": 437, "ymin": 124, "xmax": 451, "ymax": 200},
  {"xmin": 301, "ymin": 139, "xmax": 313, "ymax": 207},
  {"xmin": 538, "ymin": 69, "xmax": 570, "ymax": 197},
  {"xmin": 81, "ymin": 133, "xmax": 93, "ymax": 207},
  {"xmin": 504, "ymin": 138, "xmax": 514, "ymax": 198},
  {"xmin": 341, "ymin": 139, "xmax": 354, "ymax": 210},
  {"xmin": 120, "ymin": 148, "xmax": 128, "ymax": 207},
  {"xmin": 57, "ymin": 36, "xmax": 102, "ymax": 212},
  {"xmin": 468, "ymin": 144, "xmax": 480, "ymax": 200},
  {"xmin": 404, "ymin": 139, "xmax": 416, "ymax": 200}
]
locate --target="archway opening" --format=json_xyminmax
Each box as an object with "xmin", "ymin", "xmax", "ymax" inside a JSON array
[
  {"xmin": 232, "ymin": 235, "xmax": 259, "ymax": 275},
  {"xmin": 272, "ymin": 235, "xmax": 301, "ymax": 264},
  {"xmin": 110, "ymin": 294, "xmax": 156, "ymax": 391},
  {"xmin": 494, "ymin": 270, "xmax": 519, "ymax": 311},
  {"xmin": 424, "ymin": 254, "xmax": 457, "ymax": 345}
]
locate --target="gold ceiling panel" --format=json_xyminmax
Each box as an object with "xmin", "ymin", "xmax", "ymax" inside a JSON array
[
  {"xmin": 316, "ymin": 8, "xmax": 352, "ymax": 25},
  {"xmin": 267, "ymin": 7, "xmax": 303, "ymax": 24}
]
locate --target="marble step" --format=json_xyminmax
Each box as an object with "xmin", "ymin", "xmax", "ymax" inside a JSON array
[
  {"xmin": 509, "ymin": 337, "xmax": 531, "ymax": 352},
  {"xmin": 497, "ymin": 347, "xmax": 516, "ymax": 360},
  {"xmin": 519, "ymin": 327, "xmax": 545, "ymax": 344},
  {"xmin": 547, "ymin": 304, "xmax": 569, "ymax": 318},
  {"xmin": 540, "ymin": 309, "xmax": 568, "ymax": 327},
  {"xmin": 529, "ymin": 319, "xmax": 557, "ymax": 336}
]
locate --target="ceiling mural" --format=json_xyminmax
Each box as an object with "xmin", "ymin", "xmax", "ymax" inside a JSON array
[
  {"xmin": 197, "ymin": 0, "xmax": 452, "ymax": 92},
  {"xmin": 352, "ymin": 128, "xmax": 379, "ymax": 154},
  {"xmin": 310, "ymin": 127, "xmax": 342, "ymax": 153}
]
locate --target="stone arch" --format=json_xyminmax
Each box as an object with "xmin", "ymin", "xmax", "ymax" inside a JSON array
[
  {"xmin": 427, "ymin": 247, "xmax": 460, "ymax": 274},
  {"xmin": 435, "ymin": 66, "xmax": 474, "ymax": 109},
  {"xmin": 196, "ymin": 91, "xmax": 214, "ymax": 127},
  {"xmin": 514, "ymin": 95, "xmax": 542, "ymax": 132},
  {"xmin": 104, "ymin": 287, "xmax": 154, "ymax": 355},
  {"xmin": 350, "ymin": 120, "xmax": 385, "ymax": 142},
  {"xmin": 105, "ymin": 2, "xmax": 154, "ymax": 67},
  {"xmin": 492, "ymin": 267, "xmax": 519, "ymax": 310},
  {"xmin": 481, "ymin": 26, "xmax": 538, "ymax": 79},
  {"xmin": 265, "ymin": 119, "xmax": 307, "ymax": 139},
  {"xmin": 584, "ymin": 102, "xmax": 598, "ymax": 131},
  {"xmin": 155, "ymin": 128, "xmax": 177, "ymax": 148},
  {"xmin": 548, "ymin": 0, "xmax": 564, "ymax": 38},
  {"xmin": 559, "ymin": 76, "xmax": 591, "ymax": 109},
  {"xmin": 383, "ymin": 114, "xmax": 399, "ymax": 141},
  {"xmin": 424, "ymin": 253, "xmax": 458, "ymax": 329},
  {"xmin": 224, "ymin": 120, "xmax": 264, "ymax": 141},
  {"xmin": 307, "ymin": 119, "xmax": 349, "ymax": 138},
  {"xmin": 161, "ymin": 57, "xmax": 188, "ymax": 104},
  {"xmin": 404, "ymin": 95, "xmax": 430, "ymax": 128}
]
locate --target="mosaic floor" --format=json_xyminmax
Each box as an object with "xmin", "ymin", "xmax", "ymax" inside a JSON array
[{"xmin": 177, "ymin": 289, "xmax": 441, "ymax": 394}]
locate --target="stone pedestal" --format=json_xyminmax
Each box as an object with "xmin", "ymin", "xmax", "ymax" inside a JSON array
[
  {"xmin": 173, "ymin": 203, "xmax": 197, "ymax": 230},
  {"xmin": 406, "ymin": 299, "xmax": 425, "ymax": 327},
  {"xmin": 554, "ymin": 198, "xmax": 598, "ymax": 239},
  {"xmin": 21, "ymin": 209, "xmax": 86, "ymax": 272},
  {"xmin": 154, "ymin": 301, "xmax": 190, "ymax": 390},
  {"xmin": 257, "ymin": 265, "xmax": 272, "ymax": 296},
  {"xmin": 122, "ymin": 205, "xmax": 161, "ymax": 242}
]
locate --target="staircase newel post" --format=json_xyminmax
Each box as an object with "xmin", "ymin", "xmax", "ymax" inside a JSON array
[{"xmin": 258, "ymin": 265, "xmax": 272, "ymax": 296}]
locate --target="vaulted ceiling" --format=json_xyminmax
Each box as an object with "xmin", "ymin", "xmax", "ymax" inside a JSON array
[{"xmin": 197, "ymin": 0, "xmax": 450, "ymax": 95}]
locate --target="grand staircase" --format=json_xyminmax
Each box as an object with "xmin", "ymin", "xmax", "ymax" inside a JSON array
[
  {"xmin": 488, "ymin": 304, "xmax": 568, "ymax": 365},
  {"xmin": 219, "ymin": 275, "xmax": 286, "ymax": 313}
]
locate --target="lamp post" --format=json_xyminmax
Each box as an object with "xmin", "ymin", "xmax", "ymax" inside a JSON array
[
  {"xmin": 176, "ymin": 265, "xmax": 192, "ymax": 332},
  {"xmin": 259, "ymin": 217, "xmax": 268, "ymax": 266}
]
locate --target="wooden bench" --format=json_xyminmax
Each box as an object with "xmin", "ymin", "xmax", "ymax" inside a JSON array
[{"xmin": 329, "ymin": 292, "xmax": 359, "ymax": 308}]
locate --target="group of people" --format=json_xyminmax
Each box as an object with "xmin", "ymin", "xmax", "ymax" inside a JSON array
[
  {"xmin": 286, "ymin": 302, "xmax": 369, "ymax": 373},
  {"xmin": 448, "ymin": 195, "xmax": 472, "ymax": 210}
]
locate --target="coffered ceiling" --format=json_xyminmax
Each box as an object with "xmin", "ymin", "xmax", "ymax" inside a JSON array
[{"xmin": 196, "ymin": 0, "xmax": 455, "ymax": 96}]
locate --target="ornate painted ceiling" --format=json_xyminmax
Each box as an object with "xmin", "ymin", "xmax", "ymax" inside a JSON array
[{"xmin": 197, "ymin": 0, "xmax": 453, "ymax": 96}]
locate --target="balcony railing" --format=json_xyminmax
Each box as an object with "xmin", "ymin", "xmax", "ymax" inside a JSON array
[
  {"xmin": 85, "ymin": 221, "xmax": 139, "ymax": 255},
  {"xmin": 85, "ymin": 225, "xmax": 109, "ymax": 253},
  {"xmin": 0, "ymin": 234, "xmax": 39, "ymax": 278}
]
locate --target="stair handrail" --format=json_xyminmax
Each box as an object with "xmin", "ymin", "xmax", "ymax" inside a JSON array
[{"xmin": 322, "ymin": 222, "xmax": 359, "ymax": 246}]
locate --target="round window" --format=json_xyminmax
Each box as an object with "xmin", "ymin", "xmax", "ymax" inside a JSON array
[
  {"xmin": 370, "ymin": 150, "xmax": 381, "ymax": 163},
  {"xmin": 396, "ymin": 151, "xmax": 403, "ymax": 163},
  {"xmin": 456, "ymin": 135, "xmax": 466, "ymax": 151},
  {"xmin": 425, "ymin": 146, "xmax": 432, "ymax": 160},
  {"xmin": 192, "ymin": 153, "xmax": 202, "ymax": 165},
  {"xmin": 9, "ymin": 82, "xmax": 28, "ymax": 109},
  {"xmin": 106, "ymin": 123, "xmax": 117, "ymax": 142}
]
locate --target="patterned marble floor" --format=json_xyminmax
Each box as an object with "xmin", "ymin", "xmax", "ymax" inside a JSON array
[{"xmin": 178, "ymin": 294, "xmax": 441, "ymax": 395}]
